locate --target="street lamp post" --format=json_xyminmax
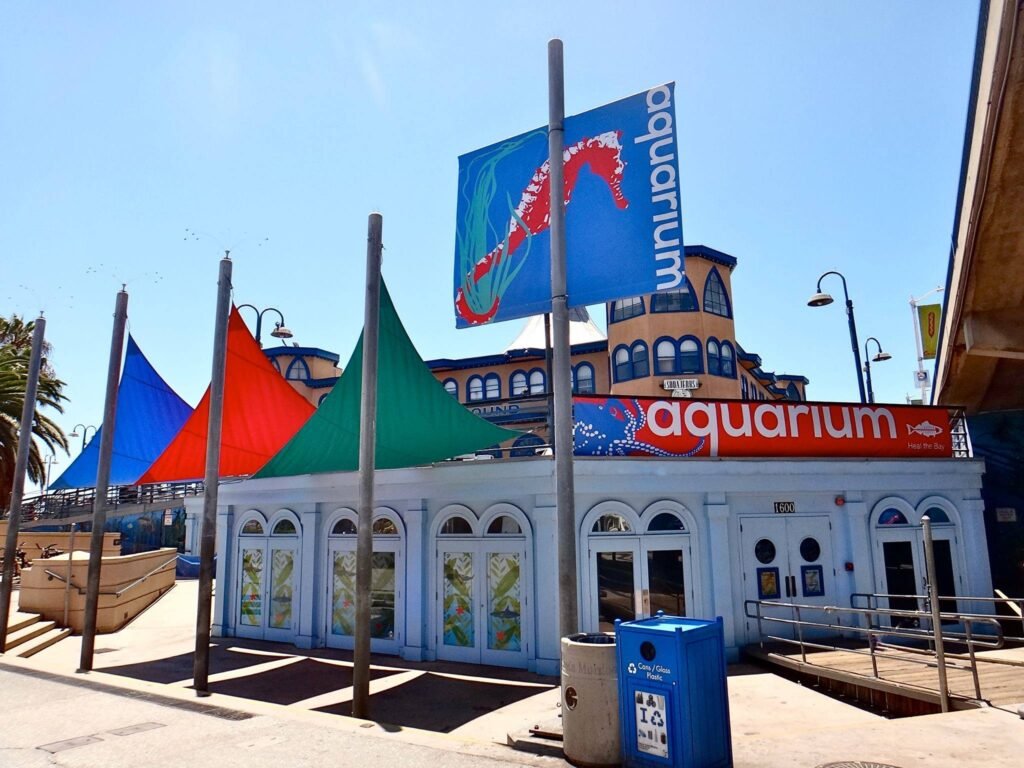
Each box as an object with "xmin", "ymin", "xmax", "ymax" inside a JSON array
[
  {"xmin": 68, "ymin": 424, "xmax": 97, "ymax": 452},
  {"xmin": 43, "ymin": 454, "xmax": 58, "ymax": 492},
  {"xmin": 808, "ymin": 271, "xmax": 868, "ymax": 404},
  {"xmin": 237, "ymin": 304, "xmax": 293, "ymax": 348},
  {"xmin": 862, "ymin": 337, "xmax": 892, "ymax": 404}
]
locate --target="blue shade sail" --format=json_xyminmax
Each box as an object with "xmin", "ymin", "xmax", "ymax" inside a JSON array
[{"xmin": 50, "ymin": 336, "xmax": 193, "ymax": 489}]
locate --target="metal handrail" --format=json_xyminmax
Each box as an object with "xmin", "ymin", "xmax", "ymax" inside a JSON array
[
  {"xmin": 4, "ymin": 480, "xmax": 205, "ymax": 524},
  {"xmin": 43, "ymin": 555, "xmax": 177, "ymax": 598},
  {"xmin": 744, "ymin": 598, "xmax": 1009, "ymax": 704},
  {"xmin": 852, "ymin": 591, "xmax": 1024, "ymax": 643}
]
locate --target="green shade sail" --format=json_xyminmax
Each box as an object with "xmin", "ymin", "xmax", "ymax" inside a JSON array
[{"xmin": 255, "ymin": 281, "xmax": 521, "ymax": 478}]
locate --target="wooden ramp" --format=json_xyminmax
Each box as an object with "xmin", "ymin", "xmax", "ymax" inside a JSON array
[{"xmin": 745, "ymin": 642, "xmax": 1024, "ymax": 715}]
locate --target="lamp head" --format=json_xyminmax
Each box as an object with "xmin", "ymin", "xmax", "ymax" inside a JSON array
[
  {"xmin": 271, "ymin": 324, "xmax": 293, "ymax": 340},
  {"xmin": 69, "ymin": 430, "xmax": 79, "ymax": 437},
  {"xmin": 873, "ymin": 351, "xmax": 892, "ymax": 363},
  {"xmin": 807, "ymin": 291, "xmax": 834, "ymax": 307}
]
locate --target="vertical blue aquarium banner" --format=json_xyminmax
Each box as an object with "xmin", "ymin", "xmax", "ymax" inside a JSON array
[{"xmin": 454, "ymin": 83, "xmax": 684, "ymax": 327}]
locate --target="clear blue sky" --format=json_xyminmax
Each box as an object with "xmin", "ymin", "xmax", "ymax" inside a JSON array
[{"xmin": 2, "ymin": 2, "xmax": 979, "ymax": 479}]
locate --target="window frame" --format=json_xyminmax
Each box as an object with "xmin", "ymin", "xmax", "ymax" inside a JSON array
[
  {"xmin": 702, "ymin": 266, "xmax": 733, "ymax": 318},
  {"xmin": 609, "ymin": 296, "xmax": 646, "ymax": 323}
]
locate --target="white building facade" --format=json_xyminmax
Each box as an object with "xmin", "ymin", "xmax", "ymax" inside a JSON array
[{"xmin": 206, "ymin": 455, "xmax": 989, "ymax": 675}]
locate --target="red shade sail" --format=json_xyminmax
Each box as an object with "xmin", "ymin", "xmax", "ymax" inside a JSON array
[{"xmin": 138, "ymin": 306, "xmax": 315, "ymax": 483}]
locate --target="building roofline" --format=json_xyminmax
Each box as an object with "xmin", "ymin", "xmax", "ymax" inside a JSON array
[{"xmin": 263, "ymin": 346, "xmax": 341, "ymax": 365}]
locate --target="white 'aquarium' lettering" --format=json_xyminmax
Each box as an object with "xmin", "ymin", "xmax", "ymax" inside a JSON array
[{"xmin": 635, "ymin": 85, "xmax": 684, "ymax": 290}]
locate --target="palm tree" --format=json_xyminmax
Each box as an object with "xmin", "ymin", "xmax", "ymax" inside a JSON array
[{"xmin": 0, "ymin": 315, "xmax": 68, "ymax": 510}]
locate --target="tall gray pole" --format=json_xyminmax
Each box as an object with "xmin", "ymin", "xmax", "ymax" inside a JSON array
[
  {"xmin": 78, "ymin": 289, "xmax": 128, "ymax": 672},
  {"xmin": 353, "ymin": 213, "xmax": 382, "ymax": 718},
  {"xmin": 548, "ymin": 39, "xmax": 579, "ymax": 639},
  {"xmin": 0, "ymin": 315, "xmax": 46, "ymax": 652},
  {"xmin": 193, "ymin": 254, "xmax": 233, "ymax": 695},
  {"xmin": 922, "ymin": 515, "xmax": 950, "ymax": 712}
]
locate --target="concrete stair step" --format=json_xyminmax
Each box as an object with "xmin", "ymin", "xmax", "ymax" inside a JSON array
[
  {"xmin": 6, "ymin": 611, "xmax": 40, "ymax": 634},
  {"xmin": 506, "ymin": 730, "xmax": 565, "ymax": 758},
  {"xmin": 3, "ymin": 619, "xmax": 56, "ymax": 652},
  {"xmin": 16, "ymin": 626, "xmax": 72, "ymax": 658}
]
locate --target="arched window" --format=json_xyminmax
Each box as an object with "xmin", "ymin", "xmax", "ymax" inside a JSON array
[
  {"xmin": 467, "ymin": 375, "xmax": 484, "ymax": 402},
  {"xmin": 285, "ymin": 357, "xmax": 311, "ymax": 381},
  {"xmin": 272, "ymin": 519, "xmax": 297, "ymax": 535},
  {"xmin": 679, "ymin": 337, "xmax": 702, "ymax": 374},
  {"xmin": 331, "ymin": 519, "xmax": 357, "ymax": 535},
  {"xmin": 741, "ymin": 376, "xmax": 749, "ymax": 400},
  {"xmin": 318, "ymin": 393, "xmax": 330, "ymax": 406},
  {"xmin": 720, "ymin": 341, "xmax": 736, "ymax": 378},
  {"xmin": 241, "ymin": 519, "xmax": 265, "ymax": 535},
  {"xmin": 878, "ymin": 508, "xmax": 909, "ymax": 526},
  {"xmin": 372, "ymin": 518, "xmax": 400, "ymax": 535},
  {"xmin": 923, "ymin": 506, "xmax": 951, "ymax": 525},
  {"xmin": 510, "ymin": 371, "xmax": 528, "ymax": 397},
  {"xmin": 528, "ymin": 369, "xmax": 546, "ymax": 394},
  {"xmin": 610, "ymin": 296, "xmax": 645, "ymax": 323},
  {"xmin": 484, "ymin": 373, "xmax": 500, "ymax": 400},
  {"xmin": 655, "ymin": 338, "xmax": 678, "ymax": 375},
  {"xmin": 443, "ymin": 379, "xmax": 458, "ymax": 398},
  {"xmin": 270, "ymin": 358, "xmax": 282, "ymax": 374},
  {"xmin": 439, "ymin": 515, "xmax": 474, "ymax": 535},
  {"xmin": 510, "ymin": 434, "xmax": 545, "ymax": 457},
  {"xmin": 707, "ymin": 338, "xmax": 722, "ymax": 376},
  {"xmin": 573, "ymin": 363, "xmax": 596, "ymax": 394},
  {"xmin": 613, "ymin": 346, "xmax": 632, "ymax": 382},
  {"xmin": 486, "ymin": 515, "xmax": 523, "ymax": 535},
  {"xmin": 592, "ymin": 513, "xmax": 633, "ymax": 533},
  {"xmin": 703, "ymin": 267, "xmax": 732, "ymax": 318},
  {"xmin": 651, "ymin": 278, "xmax": 699, "ymax": 312},
  {"xmin": 648, "ymin": 512, "xmax": 686, "ymax": 532},
  {"xmin": 631, "ymin": 341, "xmax": 650, "ymax": 378}
]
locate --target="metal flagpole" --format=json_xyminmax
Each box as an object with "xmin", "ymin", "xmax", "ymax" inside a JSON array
[
  {"xmin": 353, "ymin": 212, "xmax": 383, "ymax": 719},
  {"xmin": 193, "ymin": 254, "xmax": 233, "ymax": 694},
  {"xmin": 922, "ymin": 515, "xmax": 950, "ymax": 712},
  {"xmin": 79, "ymin": 289, "xmax": 128, "ymax": 672},
  {"xmin": 548, "ymin": 39, "xmax": 579, "ymax": 639},
  {"xmin": 0, "ymin": 314, "xmax": 47, "ymax": 652}
]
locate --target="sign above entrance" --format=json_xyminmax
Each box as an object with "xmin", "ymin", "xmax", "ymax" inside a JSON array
[
  {"xmin": 572, "ymin": 396, "xmax": 955, "ymax": 459},
  {"xmin": 773, "ymin": 501, "xmax": 796, "ymax": 514}
]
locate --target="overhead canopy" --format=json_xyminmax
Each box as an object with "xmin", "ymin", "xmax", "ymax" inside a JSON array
[
  {"xmin": 503, "ymin": 305, "xmax": 605, "ymax": 352},
  {"xmin": 50, "ymin": 336, "xmax": 193, "ymax": 490},
  {"xmin": 256, "ymin": 281, "xmax": 520, "ymax": 478},
  {"xmin": 138, "ymin": 307, "xmax": 315, "ymax": 483}
]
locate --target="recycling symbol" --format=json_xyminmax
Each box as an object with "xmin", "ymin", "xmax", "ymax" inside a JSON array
[
  {"xmin": 627, "ymin": 662, "xmax": 637, "ymax": 674},
  {"xmin": 649, "ymin": 710, "xmax": 665, "ymax": 727}
]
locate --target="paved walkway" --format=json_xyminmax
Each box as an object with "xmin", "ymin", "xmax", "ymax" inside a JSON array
[{"xmin": 2, "ymin": 580, "xmax": 1023, "ymax": 767}]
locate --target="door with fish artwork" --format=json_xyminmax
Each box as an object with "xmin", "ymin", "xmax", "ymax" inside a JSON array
[
  {"xmin": 434, "ymin": 507, "xmax": 531, "ymax": 667},
  {"xmin": 324, "ymin": 509, "xmax": 405, "ymax": 655},
  {"xmin": 235, "ymin": 511, "xmax": 301, "ymax": 643}
]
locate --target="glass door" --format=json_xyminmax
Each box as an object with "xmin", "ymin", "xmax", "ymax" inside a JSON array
[
  {"xmin": 237, "ymin": 540, "xmax": 267, "ymax": 639},
  {"xmin": 640, "ymin": 537, "xmax": 691, "ymax": 618},
  {"xmin": 437, "ymin": 540, "xmax": 529, "ymax": 666},
  {"xmin": 265, "ymin": 541, "xmax": 299, "ymax": 642},
  {"xmin": 327, "ymin": 537, "xmax": 403, "ymax": 654}
]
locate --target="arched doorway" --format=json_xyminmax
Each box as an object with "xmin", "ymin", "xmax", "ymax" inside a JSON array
[
  {"xmin": 433, "ymin": 503, "xmax": 531, "ymax": 667},
  {"xmin": 581, "ymin": 501, "xmax": 696, "ymax": 632},
  {"xmin": 324, "ymin": 508, "xmax": 405, "ymax": 655},
  {"xmin": 235, "ymin": 509, "xmax": 301, "ymax": 642},
  {"xmin": 871, "ymin": 496, "xmax": 964, "ymax": 624}
]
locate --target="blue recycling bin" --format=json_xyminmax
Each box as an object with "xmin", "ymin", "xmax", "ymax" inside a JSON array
[{"xmin": 615, "ymin": 614, "xmax": 732, "ymax": 768}]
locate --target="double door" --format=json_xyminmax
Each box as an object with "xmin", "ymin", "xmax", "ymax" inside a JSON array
[
  {"xmin": 740, "ymin": 516, "xmax": 834, "ymax": 638},
  {"xmin": 326, "ymin": 537, "xmax": 403, "ymax": 654},
  {"xmin": 436, "ymin": 540, "xmax": 529, "ymax": 667},
  {"xmin": 586, "ymin": 535, "xmax": 693, "ymax": 632},
  {"xmin": 876, "ymin": 527, "xmax": 961, "ymax": 626},
  {"xmin": 236, "ymin": 538, "xmax": 300, "ymax": 642}
]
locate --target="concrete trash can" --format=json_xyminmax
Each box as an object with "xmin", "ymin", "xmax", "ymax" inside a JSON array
[{"xmin": 561, "ymin": 632, "xmax": 620, "ymax": 767}]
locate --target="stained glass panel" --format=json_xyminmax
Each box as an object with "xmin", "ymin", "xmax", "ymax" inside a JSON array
[
  {"xmin": 443, "ymin": 551, "xmax": 474, "ymax": 647},
  {"xmin": 268, "ymin": 549, "xmax": 294, "ymax": 629},
  {"xmin": 331, "ymin": 551, "xmax": 357, "ymax": 636},
  {"xmin": 239, "ymin": 547, "xmax": 263, "ymax": 626},
  {"xmin": 371, "ymin": 552, "xmax": 396, "ymax": 639},
  {"xmin": 487, "ymin": 552, "xmax": 522, "ymax": 652}
]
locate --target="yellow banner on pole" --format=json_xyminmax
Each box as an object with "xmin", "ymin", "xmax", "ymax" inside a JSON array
[{"xmin": 918, "ymin": 304, "xmax": 941, "ymax": 359}]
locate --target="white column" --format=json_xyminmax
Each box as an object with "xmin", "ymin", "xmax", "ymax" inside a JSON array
[
  {"xmin": 532, "ymin": 497, "xmax": 559, "ymax": 675},
  {"xmin": 296, "ymin": 504, "xmax": 319, "ymax": 649},
  {"xmin": 212, "ymin": 505, "xmax": 234, "ymax": 638},
  {"xmin": 957, "ymin": 496, "xmax": 991, "ymax": 613},
  {"xmin": 705, "ymin": 495, "xmax": 736, "ymax": 652},
  {"xmin": 402, "ymin": 501, "xmax": 426, "ymax": 660},
  {"xmin": 843, "ymin": 497, "xmax": 874, "ymax": 599}
]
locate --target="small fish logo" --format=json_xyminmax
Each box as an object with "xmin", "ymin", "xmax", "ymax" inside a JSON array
[
  {"xmin": 907, "ymin": 421, "xmax": 944, "ymax": 438},
  {"xmin": 490, "ymin": 607, "xmax": 520, "ymax": 619}
]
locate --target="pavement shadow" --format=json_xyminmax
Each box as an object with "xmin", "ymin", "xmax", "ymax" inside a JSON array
[
  {"xmin": 315, "ymin": 672, "xmax": 554, "ymax": 733},
  {"xmin": 100, "ymin": 643, "xmax": 291, "ymax": 684},
  {"xmin": 209, "ymin": 658, "xmax": 401, "ymax": 705}
]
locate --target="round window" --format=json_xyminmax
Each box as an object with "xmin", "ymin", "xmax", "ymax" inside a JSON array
[
  {"xmin": 799, "ymin": 537, "xmax": 821, "ymax": 563},
  {"xmin": 754, "ymin": 538, "xmax": 776, "ymax": 564}
]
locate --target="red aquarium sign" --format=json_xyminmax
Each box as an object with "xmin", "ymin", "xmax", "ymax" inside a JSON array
[{"xmin": 572, "ymin": 396, "xmax": 953, "ymax": 459}]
